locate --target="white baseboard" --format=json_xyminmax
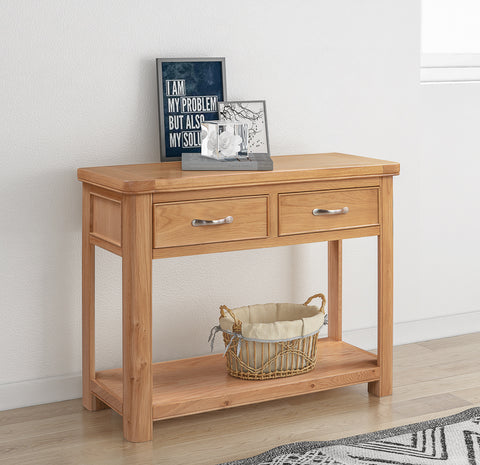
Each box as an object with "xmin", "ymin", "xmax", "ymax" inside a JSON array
[
  {"xmin": 1, "ymin": 310, "xmax": 479, "ymax": 412},
  {"xmin": 343, "ymin": 309, "xmax": 480, "ymax": 351},
  {"xmin": 0, "ymin": 374, "xmax": 82, "ymax": 412}
]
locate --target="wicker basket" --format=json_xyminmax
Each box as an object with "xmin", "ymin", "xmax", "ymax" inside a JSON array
[{"xmin": 218, "ymin": 293, "xmax": 326, "ymax": 380}]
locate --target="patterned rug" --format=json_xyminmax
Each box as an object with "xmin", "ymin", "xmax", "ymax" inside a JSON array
[{"xmin": 220, "ymin": 407, "xmax": 480, "ymax": 465}]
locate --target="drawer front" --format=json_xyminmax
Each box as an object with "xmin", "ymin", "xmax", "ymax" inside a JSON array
[
  {"xmin": 279, "ymin": 188, "xmax": 378, "ymax": 236},
  {"xmin": 153, "ymin": 196, "xmax": 268, "ymax": 248}
]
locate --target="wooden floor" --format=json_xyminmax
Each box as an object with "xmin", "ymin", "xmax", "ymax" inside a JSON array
[{"xmin": 1, "ymin": 333, "xmax": 479, "ymax": 465}]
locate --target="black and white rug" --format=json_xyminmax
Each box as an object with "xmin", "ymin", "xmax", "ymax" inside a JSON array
[{"xmin": 220, "ymin": 407, "xmax": 480, "ymax": 465}]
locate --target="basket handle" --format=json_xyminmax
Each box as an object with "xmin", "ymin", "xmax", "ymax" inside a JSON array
[
  {"xmin": 219, "ymin": 305, "xmax": 242, "ymax": 333},
  {"xmin": 303, "ymin": 293, "xmax": 326, "ymax": 314}
]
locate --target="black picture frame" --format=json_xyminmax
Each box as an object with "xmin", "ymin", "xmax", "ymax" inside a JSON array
[{"xmin": 156, "ymin": 57, "xmax": 227, "ymax": 162}]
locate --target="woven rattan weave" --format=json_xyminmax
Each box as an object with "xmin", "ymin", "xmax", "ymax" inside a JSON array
[{"xmin": 219, "ymin": 293, "xmax": 326, "ymax": 380}]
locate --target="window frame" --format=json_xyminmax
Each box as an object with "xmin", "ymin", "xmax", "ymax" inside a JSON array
[{"xmin": 421, "ymin": 53, "xmax": 480, "ymax": 83}]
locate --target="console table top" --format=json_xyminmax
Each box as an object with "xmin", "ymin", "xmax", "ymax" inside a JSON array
[{"xmin": 77, "ymin": 152, "xmax": 400, "ymax": 194}]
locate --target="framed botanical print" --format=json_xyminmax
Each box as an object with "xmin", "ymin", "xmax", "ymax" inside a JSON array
[
  {"xmin": 218, "ymin": 100, "xmax": 270, "ymax": 155},
  {"xmin": 156, "ymin": 57, "xmax": 226, "ymax": 162}
]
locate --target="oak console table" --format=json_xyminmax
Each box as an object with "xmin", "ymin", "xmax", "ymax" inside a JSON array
[{"xmin": 78, "ymin": 153, "xmax": 399, "ymax": 442}]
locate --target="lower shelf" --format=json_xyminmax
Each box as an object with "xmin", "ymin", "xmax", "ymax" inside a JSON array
[{"xmin": 91, "ymin": 338, "xmax": 379, "ymax": 421}]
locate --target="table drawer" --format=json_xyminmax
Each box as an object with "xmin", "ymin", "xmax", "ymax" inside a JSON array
[
  {"xmin": 279, "ymin": 187, "xmax": 378, "ymax": 236},
  {"xmin": 153, "ymin": 196, "xmax": 268, "ymax": 248}
]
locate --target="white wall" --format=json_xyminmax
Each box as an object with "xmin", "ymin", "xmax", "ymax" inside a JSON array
[
  {"xmin": 1, "ymin": 0, "xmax": 476, "ymax": 411},
  {"xmin": 420, "ymin": 83, "xmax": 480, "ymax": 317}
]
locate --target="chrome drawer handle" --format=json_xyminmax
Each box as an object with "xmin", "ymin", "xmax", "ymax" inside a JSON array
[
  {"xmin": 312, "ymin": 207, "xmax": 349, "ymax": 216},
  {"xmin": 191, "ymin": 216, "xmax": 234, "ymax": 227}
]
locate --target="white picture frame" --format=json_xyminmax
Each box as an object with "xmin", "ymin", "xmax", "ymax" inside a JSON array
[{"xmin": 218, "ymin": 100, "xmax": 270, "ymax": 155}]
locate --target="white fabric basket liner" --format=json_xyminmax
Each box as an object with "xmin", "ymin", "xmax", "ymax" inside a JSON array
[{"xmin": 219, "ymin": 302, "xmax": 325, "ymax": 341}]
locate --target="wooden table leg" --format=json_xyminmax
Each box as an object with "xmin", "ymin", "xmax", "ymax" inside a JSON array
[
  {"xmin": 122, "ymin": 194, "xmax": 153, "ymax": 442},
  {"xmin": 369, "ymin": 177, "xmax": 393, "ymax": 397},
  {"xmin": 82, "ymin": 185, "xmax": 106, "ymax": 411},
  {"xmin": 328, "ymin": 240, "xmax": 342, "ymax": 341}
]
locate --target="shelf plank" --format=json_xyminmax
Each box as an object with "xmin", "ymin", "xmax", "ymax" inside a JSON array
[{"xmin": 92, "ymin": 339, "xmax": 379, "ymax": 421}]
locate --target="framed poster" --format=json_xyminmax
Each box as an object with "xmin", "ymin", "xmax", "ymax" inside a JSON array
[
  {"xmin": 218, "ymin": 100, "xmax": 270, "ymax": 155},
  {"xmin": 156, "ymin": 57, "xmax": 226, "ymax": 162}
]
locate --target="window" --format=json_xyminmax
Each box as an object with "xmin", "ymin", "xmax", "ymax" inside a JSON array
[{"xmin": 421, "ymin": 0, "xmax": 480, "ymax": 82}]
